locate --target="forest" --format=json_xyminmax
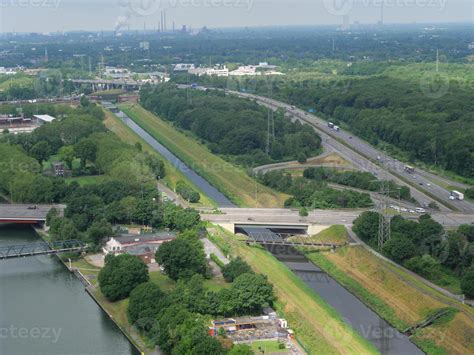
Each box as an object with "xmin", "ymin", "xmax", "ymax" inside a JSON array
[{"xmin": 140, "ymin": 85, "xmax": 322, "ymax": 167}]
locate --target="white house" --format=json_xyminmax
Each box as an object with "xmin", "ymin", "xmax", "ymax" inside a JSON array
[
  {"xmin": 103, "ymin": 232, "xmax": 176, "ymax": 255},
  {"xmin": 33, "ymin": 114, "xmax": 57, "ymax": 125}
]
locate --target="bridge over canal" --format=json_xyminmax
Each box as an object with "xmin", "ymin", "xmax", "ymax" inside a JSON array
[
  {"xmin": 0, "ymin": 204, "xmax": 63, "ymax": 224},
  {"xmin": 0, "ymin": 239, "xmax": 86, "ymax": 260}
]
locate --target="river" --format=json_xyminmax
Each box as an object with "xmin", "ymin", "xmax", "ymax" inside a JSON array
[{"xmin": 0, "ymin": 224, "xmax": 139, "ymax": 355}]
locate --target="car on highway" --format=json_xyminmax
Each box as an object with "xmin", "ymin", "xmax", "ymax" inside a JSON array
[
  {"xmin": 415, "ymin": 208, "xmax": 426, "ymax": 213},
  {"xmin": 409, "ymin": 209, "xmax": 416, "ymax": 213}
]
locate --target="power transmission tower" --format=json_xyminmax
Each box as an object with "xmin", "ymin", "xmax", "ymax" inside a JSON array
[
  {"xmin": 265, "ymin": 79, "xmax": 275, "ymax": 155},
  {"xmin": 377, "ymin": 179, "xmax": 391, "ymax": 249}
]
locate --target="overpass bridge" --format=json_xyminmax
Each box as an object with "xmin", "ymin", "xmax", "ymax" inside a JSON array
[
  {"xmin": 0, "ymin": 204, "xmax": 64, "ymax": 224},
  {"xmin": 0, "ymin": 239, "xmax": 86, "ymax": 260},
  {"xmin": 202, "ymin": 208, "xmax": 473, "ymax": 232},
  {"xmin": 68, "ymin": 79, "xmax": 142, "ymax": 91}
]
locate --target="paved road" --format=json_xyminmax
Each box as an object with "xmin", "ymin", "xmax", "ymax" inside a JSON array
[
  {"xmin": 0, "ymin": 204, "xmax": 64, "ymax": 221},
  {"xmin": 231, "ymin": 91, "xmax": 473, "ymax": 213},
  {"xmin": 201, "ymin": 208, "xmax": 473, "ymax": 228}
]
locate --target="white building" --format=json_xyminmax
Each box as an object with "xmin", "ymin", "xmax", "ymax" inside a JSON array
[
  {"xmin": 33, "ymin": 114, "xmax": 57, "ymax": 125},
  {"xmin": 103, "ymin": 232, "xmax": 176, "ymax": 255},
  {"xmin": 189, "ymin": 65, "xmax": 229, "ymax": 77},
  {"xmin": 174, "ymin": 63, "xmax": 195, "ymax": 72}
]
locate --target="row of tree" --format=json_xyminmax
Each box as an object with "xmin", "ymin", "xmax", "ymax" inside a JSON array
[
  {"xmin": 259, "ymin": 170, "xmax": 373, "ymax": 209},
  {"xmin": 303, "ymin": 167, "xmax": 412, "ymax": 201}
]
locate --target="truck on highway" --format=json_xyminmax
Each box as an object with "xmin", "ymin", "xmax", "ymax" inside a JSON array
[
  {"xmin": 450, "ymin": 190, "xmax": 465, "ymax": 201},
  {"xmin": 333, "ymin": 125, "xmax": 340, "ymax": 131},
  {"xmin": 328, "ymin": 122, "xmax": 334, "ymax": 128},
  {"xmin": 404, "ymin": 165, "xmax": 415, "ymax": 174}
]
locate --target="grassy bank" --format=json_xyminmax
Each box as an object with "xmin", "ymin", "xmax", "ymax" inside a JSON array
[
  {"xmin": 303, "ymin": 245, "xmax": 474, "ymax": 354},
  {"xmin": 103, "ymin": 108, "xmax": 216, "ymax": 208},
  {"xmin": 207, "ymin": 225, "xmax": 379, "ymax": 354},
  {"xmin": 119, "ymin": 104, "xmax": 289, "ymax": 208}
]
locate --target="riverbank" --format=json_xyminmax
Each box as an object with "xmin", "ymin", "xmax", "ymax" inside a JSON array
[
  {"xmin": 103, "ymin": 108, "xmax": 216, "ymax": 208},
  {"xmin": 119, "ymin": 103, "xmax": 289, "ymax": 208},
  {"xmin": 33, "ymin": 225, "xmax": 151, "ymax": 354},
  {"xmin": 303, "ymin": 245, "xmax": 474, "ymax": 354},
  {"xmin": 207, "ymin": 225, "xmax": 379, "ymax": 354}
]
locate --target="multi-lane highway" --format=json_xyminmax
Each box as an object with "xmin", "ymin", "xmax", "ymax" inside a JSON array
[
  {"xmin": 226, "ymin": 89, "xmax": 474, "ymax": 213},
  {"xmin": 202, "ymin": 207, "xmax": 473, "ymax": 229}
]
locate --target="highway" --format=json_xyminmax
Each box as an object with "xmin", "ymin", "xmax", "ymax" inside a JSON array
[
  {"xmin": 225, "ymin": 89, "xmax": 474, "ymax": 213},
  {"xmin": 202, "ymin": 208, "xmax": 473, "ymax": 229}
]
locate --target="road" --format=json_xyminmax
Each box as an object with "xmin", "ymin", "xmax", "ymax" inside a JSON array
[
  {"xmin": 201, "ymin": 207, "xmax": 473, "ymax": 228},
  {"xmin": 0, "ymin": 204, "xmax": 64, "ymax": 222},
  {"xmin": 230, "ymin": 91, "xmax": 474, "ymax": 213}
]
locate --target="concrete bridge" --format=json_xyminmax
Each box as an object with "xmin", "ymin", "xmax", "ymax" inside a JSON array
[
  {"xmin": 0, "ymin": 204, "xmax": 64, "ymax": 224},
  {"xmin": 68, "ymin": 79, "xmax": 142, "ymax": 91}
]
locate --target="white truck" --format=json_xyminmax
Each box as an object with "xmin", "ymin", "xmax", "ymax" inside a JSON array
[{"xmin": 450, "ymin": 190, "xmax": 464, "ymax": 201}]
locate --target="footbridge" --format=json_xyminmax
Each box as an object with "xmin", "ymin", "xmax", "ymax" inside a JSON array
[
  {"xmin": 0, "ymin": 240, "xmax": 86, "ymax": 260},
  {"xmin": 0, "ymin": 204, "xmax": 64, "ymax": 224}
]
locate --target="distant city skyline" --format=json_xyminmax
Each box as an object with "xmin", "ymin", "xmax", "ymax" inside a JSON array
[{"xmin": 0, "ymin": 0, "xmax": 472, "ymax": 33}]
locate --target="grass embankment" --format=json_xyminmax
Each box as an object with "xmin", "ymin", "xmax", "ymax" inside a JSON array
[
  {"xmin": 119, "ymin": 104, "xmax": 289, "ymax": 208},
  {"xmin": 103, "ymin": 109, "xmax": 216, "ymax": 208},
  {"xmin": 207, "ymin": 225, "xmax": 379, "ymax": 354},
  {"xmin": 250, "ymin": 340, "xmax": 289, "ymax": 354},
  {"xmin": 302, "ymin": 245, "xmax": 474, "ymax": 354}
]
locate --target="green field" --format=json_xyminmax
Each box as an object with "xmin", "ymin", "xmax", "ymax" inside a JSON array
[
  {"xmin": 250, "ymin": 340, "xmax": 289, "ymax": 354},
  {"xmin": 103, "ymin": 108, "xmax": 217, "ymax": 208},
  {"xmin": 207, "ymin": 225, "xmax": 378, "ymax": 354},
  {"xmin": 119, "ymin": 104, "xmax": 289, "ymax": 208}
]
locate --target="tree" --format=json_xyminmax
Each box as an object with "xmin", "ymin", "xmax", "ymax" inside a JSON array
[
  {"xmin": 59, "ymin": 145, "xmax": 75, "ymax": 169},
  {"xmin": 222, "ymin": 258, "xmax": 254, "ymax": 282},
  {"xmin": 128, "ymin": 282, "xmax": 166, "ymax": 331},
  {"xmin": 74, "ymin": 138, "xmax": 97, "ymax": 168},
  {"xmin": 382, "ymin": 236, "xmax": 417, "ymax": 263},
  {"xmin": 297, "ymin": 152, "xmax": 307, "ymax": 164},
  {"xmin": 155, "ymin": 237, "xmax": 207, "ymax": 280},
  {"xmin": 98, "ymin": 254, "xmax": 149, "ymax": 301},
  {"xmin": 461, "ymin": 265, "xmax": 474, "ymax": 298},
  {"xmin": 352, "ymin": 211, "xmax": 379, "ymax": 243},
  {"xmin": 30, "ymin": 141, "xmax": 51, "ymax": 166},
  {"xmin": 87, "ymin": 218, "xmax": 113, "ymax": 245},
  {"xmin": 230, "ymin": 273, "xmax": 274, "ymax": 315},
  {"xmin": 405, "ymin": 255, "xmax": 442, "ymax": 280}
]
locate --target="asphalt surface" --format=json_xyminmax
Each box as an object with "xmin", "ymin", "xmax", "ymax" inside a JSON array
[
  {"xmin": 0, "ymin": 204, "xmax": 63, "ymax": 221},
  {"xmin": 202, "ymin": 208, "xmax": 473, "ymax": 228}
]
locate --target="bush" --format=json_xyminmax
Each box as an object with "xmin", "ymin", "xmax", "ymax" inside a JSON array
[
  {"xmin": 155, "ymin": 236, "xmax": 207, "ymax": 280},
  {"xmin": 175, "ymin": 180, "xmax": 200, "ymax": 203},
  {"xmin": 222, "ymin": 257, "xmax": 254, "ymax": 282},
  {"xmin": 128, "ymin": 282, "xmax": 166, "ymax": 330},
  {"xmin": 98, "ymin": 254, "xmax": 149, "ymax": 301},
  {"xmin": 461, "ymin": 265, "xmax": 474, "ymax": 298}
]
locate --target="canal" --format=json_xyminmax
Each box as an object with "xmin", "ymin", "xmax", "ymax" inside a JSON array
[
  {"xmin": 0, "ymin": 224, "xmax": 139, "ymax": 355},
  {"xmin": 116, "ymin": 107, "xmax": 422, "ymax": 354}
]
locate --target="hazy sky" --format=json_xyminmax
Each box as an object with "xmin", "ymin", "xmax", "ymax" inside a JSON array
[{"xmin": 0, "ymin": 0, "xmax": 472, "ymax": 33}]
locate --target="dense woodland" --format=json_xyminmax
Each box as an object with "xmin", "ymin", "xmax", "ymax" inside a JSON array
[
  {"xmin": 353, "ymin": 212, "xmax": 474, "ymax": 297},
  {"xmin": 140, "ymin": 85, "xmax": 322, "ymax": 167}
]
